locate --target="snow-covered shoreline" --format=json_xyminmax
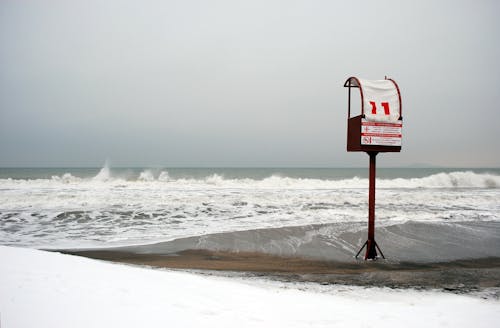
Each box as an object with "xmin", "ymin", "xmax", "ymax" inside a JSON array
[{"xmin": 1, "ymin": 246, "xmax": 499, "ymax": 328}]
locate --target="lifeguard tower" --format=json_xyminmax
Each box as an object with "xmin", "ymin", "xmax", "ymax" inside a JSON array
[{"xmin": 344, "ymin": 76, "xmax": 403, "ymax": 260}]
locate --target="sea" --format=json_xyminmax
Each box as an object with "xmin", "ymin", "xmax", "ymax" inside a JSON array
[{"xmin": 1, "ymin": 166, "xmax": 500, "ymax": 262}]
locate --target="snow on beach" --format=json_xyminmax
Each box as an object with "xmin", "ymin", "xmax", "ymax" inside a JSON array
[{"xmin": 1, "ymin": 246, "xmax": 499, "ymax": 328}]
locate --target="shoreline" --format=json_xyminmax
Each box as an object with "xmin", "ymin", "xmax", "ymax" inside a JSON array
[{"xmin": 58, "ymin": 248, "xmax": 500, "ymax": 292}]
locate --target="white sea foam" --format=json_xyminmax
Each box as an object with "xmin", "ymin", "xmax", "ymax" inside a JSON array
[
  {"xmin": 50, "ymin": 173, "xmax": 81, "ymax": 183},
  {"xmin": 158, "ymin": 171, "xmax": 172, "ymax": 182},
  {"xmin": 1, "ymin": 169, "xmax": 499, "ymax": 248},
  {"xmin": 138, "ymin": 170, "xmax": 155, "ymax": 182}
]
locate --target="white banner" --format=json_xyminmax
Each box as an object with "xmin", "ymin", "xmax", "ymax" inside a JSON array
[{"xmin": 358, "ymin": 79, "xmax": 401, "ymax": 123}]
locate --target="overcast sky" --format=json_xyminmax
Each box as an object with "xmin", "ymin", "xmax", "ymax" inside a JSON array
[{"xmin": 1, "ymin": 0, "xmax": 499, "ymax": 167}]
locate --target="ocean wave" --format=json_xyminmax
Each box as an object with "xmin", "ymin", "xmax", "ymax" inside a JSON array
[
  {"xmin": 378, "ymin": 171, "xmax": 500, "ymax": 189},
  {"xmin": 92, "ymin": 163, "xmax": 112, "ymax": 182},
  {"xmin": 2, "ymin": 167, "xmax": 499, "ymax": 248},
  {"xmin": 50, "ymin": 173, "xmax": 82, "ymax": 183},
  {"xmin": 1, "ymin": 170, "xmax": 499, "ymax": 189}
]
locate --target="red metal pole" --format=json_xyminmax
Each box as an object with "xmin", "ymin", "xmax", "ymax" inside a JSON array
[{"xmin": 365, "ymin": 151, "xmax": 378, "ymax": 259}]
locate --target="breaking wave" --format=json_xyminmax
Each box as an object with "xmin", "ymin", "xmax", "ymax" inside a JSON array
[
  {"xmin": 1, "ymin": 170, "xmax": 499, "ymax": 189},
  {"xmin": 378, "ymin": 171, "xmax": 500, "ymax": 189},
  {"xmin": 92, "ymin": 162, "xmax": 112, "ymax": 182}
]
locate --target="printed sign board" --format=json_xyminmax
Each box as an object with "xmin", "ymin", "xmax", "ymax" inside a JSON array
[{"xmin": 361, "ymin": 119, "xmax": 402, "ymax": 146}]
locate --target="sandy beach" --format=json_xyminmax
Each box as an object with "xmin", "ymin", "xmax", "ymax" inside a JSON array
[
  {"xmin": 59, "ymin": 248, "xmax": 500, "ymax": 293},
  {"xmin": 54, "ymin": 220, "xmax": 500, "ymax": 293}
]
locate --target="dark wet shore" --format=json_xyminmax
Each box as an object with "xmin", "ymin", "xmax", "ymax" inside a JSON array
[
  {"xmin": 58, "ymin": 248, "xmax": 500, "ymax": 293},
  {"xmin": 53, "ymin": 220, "xmax": 500, "ymax": 294}
]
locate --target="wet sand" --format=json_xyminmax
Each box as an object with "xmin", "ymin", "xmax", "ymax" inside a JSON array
[
  {"xmin": 54, "ymin": 221, "xmax": 500, "ymax": 293},
  {"xmin": 59, "ymin": 248, "xmax": 500, "ymax": 292}
]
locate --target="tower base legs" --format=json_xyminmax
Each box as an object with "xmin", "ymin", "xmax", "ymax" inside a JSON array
[{"xmin": 355, "ymin": 239, "xmax": 385, "ymax": 260}]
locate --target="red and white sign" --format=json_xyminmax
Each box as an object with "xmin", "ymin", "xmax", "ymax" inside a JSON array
[{"xmin": 361, "ymin": 119, "xmax": 402, "ymax": 146}]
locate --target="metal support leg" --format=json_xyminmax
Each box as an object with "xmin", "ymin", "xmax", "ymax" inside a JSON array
[{"xmin": 356, "ymin": 151, "xmax": 384, "ymax": 260}]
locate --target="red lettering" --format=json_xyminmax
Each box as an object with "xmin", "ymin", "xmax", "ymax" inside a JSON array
[
  {"xmin": 369, "ymin": 101, "xmax": 377, "ymax": 114},
  {"xmin": 368, "ymin": 101, "xmax": 390, "ymax": 115},
  {"xmin": 381, "ymin": 102, "xmax": 390, "ymax": 115}
]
